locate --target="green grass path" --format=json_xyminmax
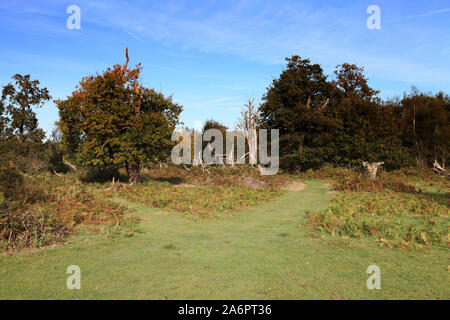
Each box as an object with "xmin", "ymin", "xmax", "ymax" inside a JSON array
[{"xmin": 0, "ymin": 180, "xmax": 448, "ymax": 299}]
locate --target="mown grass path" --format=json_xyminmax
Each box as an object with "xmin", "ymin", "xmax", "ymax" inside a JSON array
[{"xmin": 0, "ymin": 180, "xmax": 448, "ymax": 299}]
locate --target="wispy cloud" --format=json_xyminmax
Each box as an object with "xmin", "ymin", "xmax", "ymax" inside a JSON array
[
  {"xmin": 67, "ymin": 0, "xmax": 449, "ymax": 89},
  {"xmin": 1, "ymin": 0, "xmax": 449, "ymax": 92},
  {"xmin": 122, "ymin": 29, "xmax": 147, "ymax": 45},
  {"xmin": 203, "ymin": 97, "xmax": 241, "ymax": 105},
  {"xmin": 391, "ymin": 8, "xmax": 450, "ymax": 22},
  {"xmin": 187, "ymin": 96, "xmax": 245, "ymax": 110}
]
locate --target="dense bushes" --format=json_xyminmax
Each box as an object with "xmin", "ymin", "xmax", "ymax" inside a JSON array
[
  {"xmin": 303, "ymin": 166, "xmax": 449, "ymax": 249},
  {"xmin": 0, "ymin": 167, "xmax": 24, "ymax": 200},
  {"xmin": 0, "ymin": 203, "xmax": 69, "ymax": 249},
  {"xmin": 142, "ymin": 164, "xmax": 290, "ymax": 188},
  {"xmin": 333, "ymin": 174, "xmax": 417, "ymax": 193},
  {"xmin": 305, "ymin": 192, "xmax": 449, "ymax": 249},
  {"xmin": 0, "ymin": 171, "xmax": 128, "ymax": 251},
  {"xmin": 77, "ymin": 166, "xmax": 121, "ymax": 183},
  {"xmin": 117, "ymin": 182, "xmax": 283, "ymax": 217}
]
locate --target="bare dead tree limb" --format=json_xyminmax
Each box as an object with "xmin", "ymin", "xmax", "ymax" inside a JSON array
[
  {"xmin": 122, "ymin": 47, "xmax": 129, "ymax": 75},
  {"xmin": 433, "ymin": 160, "xmax": 449, "ymax": 177},
  {"xmin": 237, "ymin": 99, "xmax": 258, "ymax": 166}
]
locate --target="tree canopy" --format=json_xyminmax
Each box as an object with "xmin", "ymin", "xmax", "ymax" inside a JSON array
[
  {"xmin": 259, "ymin": 56, "xmax": 449, "ymax": 171},
  {"xmin": 1, "ymin": 74, "xmax": 50, "ymax": 144},
  {"xmin": 1, "ymin": 74, "xmax": 51, "ymax": 168},
  {"xmin": 56, "ymin": 49, "xmax": 182, "ymax": 183}
]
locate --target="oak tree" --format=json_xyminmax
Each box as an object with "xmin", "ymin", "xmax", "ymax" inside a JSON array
[
  {"xmin": 56, "ymin": 49, "xmax": 182, "ymax": 184},
  {"xmin": 1, "ymin": 74, "xmax": 50, "ymax": 145}
]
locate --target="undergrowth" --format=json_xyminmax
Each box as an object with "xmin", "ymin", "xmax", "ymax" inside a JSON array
[
  {"xmin": 113, "ymin": 181, "xmax": 284, "ymax": 217},
  {"xmin": 141, "ymin": 165, "xmax": 291, "ymax": 188},
  {"xmin": 304, "ymin": 165, "xmax": 449, "ymax": 250},
  {"xmin": 0, "ymin": 170, "xmax": 130, "ymax": 251}
]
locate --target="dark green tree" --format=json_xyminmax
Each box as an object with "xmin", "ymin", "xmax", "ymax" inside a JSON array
[
  {"xmin": 1, "ymin": 74, "xmax": 51, "ymax": 170},
  {"xmin": 0, "ymin": 99, "xmax": 7, "ymax": 139},
  {"xmin": 331, "ymin": 63, "xmax": 407, "ymax": 169},
  {"xmin": 1, "ymin": 74, "xmax": 50, "ymax": 144},
  {"xmin": 202, "ymin": 119, "xmax": 228, "ymax": 157},
  {"xmin": 259, "ymin": 56, "xmax": 337, "ymax": 170},
  {"xmin": 333, "ymin": 63, "xmax": 379, "ymax": 100},
  {"xmin": 400, "ymin": 88, "xmax": 449, "ymax": 166}
]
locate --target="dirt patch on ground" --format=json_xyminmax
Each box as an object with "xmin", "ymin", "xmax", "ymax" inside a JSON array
[
  {"xmin": 282, "ymin": 182, "xmax": 306, "ymax": 191},
  {"xmin": 243, "ymin": 176, "xmax": 266, "ymax": 189}
]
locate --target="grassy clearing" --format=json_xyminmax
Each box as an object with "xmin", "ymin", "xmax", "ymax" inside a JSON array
[
  {"xmin": 1, "ymin": 166, "xmax": 287, "ymax": 250},
  {"xmin": 140, "ymin": 165, "xmax": 291, "ymax": 188},
  {"xmin": 114, "ymin": 181, "xmax": 284, "ymax": 217},
  {"xmin": 0, "ymin": 180, "xmax": 448, "ymax": 299}
]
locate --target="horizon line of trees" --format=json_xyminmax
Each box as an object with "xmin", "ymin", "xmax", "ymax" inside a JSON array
[
  {"xmin": 0, "ymin": 52, "xmax": 448, "ymax": 182},
  {"xmin": 258, "ymin": 57, "xmax": 448, "ymax": 171}
]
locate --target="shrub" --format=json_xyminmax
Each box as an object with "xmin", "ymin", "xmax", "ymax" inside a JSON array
[
  {"xmin": 142, "ymin": 165, "xmax": 290, "ymax": 189},
  {"xmin": 0, "ymin": 172, "xmax": 129, "ymax": 251},
  {"xmin": 0, "ymin": 205, "xmax": 68, "ymax": 250},
  {"xmin": 115, "ymin": 179, "xmax": 284, "ymax": 217},
  {"xmin": 47, "ymin": 142, "xmax": 69, "ymax": 174},
  {"xmin": 0, "ymin": 167, "xmax": 25, "ymax": 200},
  {"xmin": 305, "ymin": 192, "xmax": 449, "ymax": 249},
  {"xmin": 78, "ymin": 166, "xmax": 120, "ymax": 183},
  {"xmin": 333, "ymin": 174, "xmax": 417, "ymax": 193}
]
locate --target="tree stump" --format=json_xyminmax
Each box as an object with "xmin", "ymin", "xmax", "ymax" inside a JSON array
[{"xmin": 362, "ymin": 161, "xmax": 384, "ymax": 179}]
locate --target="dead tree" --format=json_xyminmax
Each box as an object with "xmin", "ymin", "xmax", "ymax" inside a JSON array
[
  {"xmin": 433, "ymin": 160, "xmax": 449, "ymax": 177},
  {"xmin": 237, "ymin": 99, "xmax": 258, "ymax": 166},
  {"xmin": 362, "ymin": 161, "xmax": 384, "ymax": 179}
]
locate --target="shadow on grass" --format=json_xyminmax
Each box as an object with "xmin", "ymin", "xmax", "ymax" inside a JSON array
[
  {"xmin": 421, "ymin": 191, "xmax": 450, "ymax": 208},
  {"xmin": 143, "ymin": 176, "xmax": 186, "ymax": 185}
]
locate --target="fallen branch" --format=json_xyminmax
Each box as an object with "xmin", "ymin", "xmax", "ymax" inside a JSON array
[
  {"xmin": 53, "ymin": 170, "xmax": 62, "ymax": 177},
  {"xmin": 63, "ymin": 157, "xmax": 77, "ymax": 172},
  {"xmin": 433, "ymin": 160, "xmax": 449, "ymax": 177}
]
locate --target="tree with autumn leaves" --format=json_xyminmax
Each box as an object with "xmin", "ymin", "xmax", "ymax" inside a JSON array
[{"xmin": 56, "ymin": 49, "xmax": 182, "ymax": 184}]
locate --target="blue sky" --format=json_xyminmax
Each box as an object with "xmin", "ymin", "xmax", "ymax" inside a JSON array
[{"xmin": 1, "ymin": 0, "xmax": 449, "ymax": 136}]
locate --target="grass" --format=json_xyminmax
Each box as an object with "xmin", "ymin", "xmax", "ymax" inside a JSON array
[
  {"xmin": 305, "ymin": 169, "xmax": 449, "ymax": 250},
  {"xmin": 0, "ymin": 180, "xmax": 448, "ymax": 299},
  {"xmin": 115, "ymin": 181, "xmax": 284, "ymax": 217},
  {"xmin": 305, "ymin": 192, "xmax": 449, "ymax": 249}
]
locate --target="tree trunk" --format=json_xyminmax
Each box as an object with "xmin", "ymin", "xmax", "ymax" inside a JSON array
[
  {"xmin": 128, "ymin": 162, "xmax": 141, "ymax": 185},
  {"xmin": 298, "ymin": 133, "xmax": 305, "ymax": 155},
  {"xmin": 247, "ymin": 128, "xmax": 257, "ymax": 166},
  {"xmin": 125, "ymin": 161, "xmax": 130, "ymax": 177}
]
